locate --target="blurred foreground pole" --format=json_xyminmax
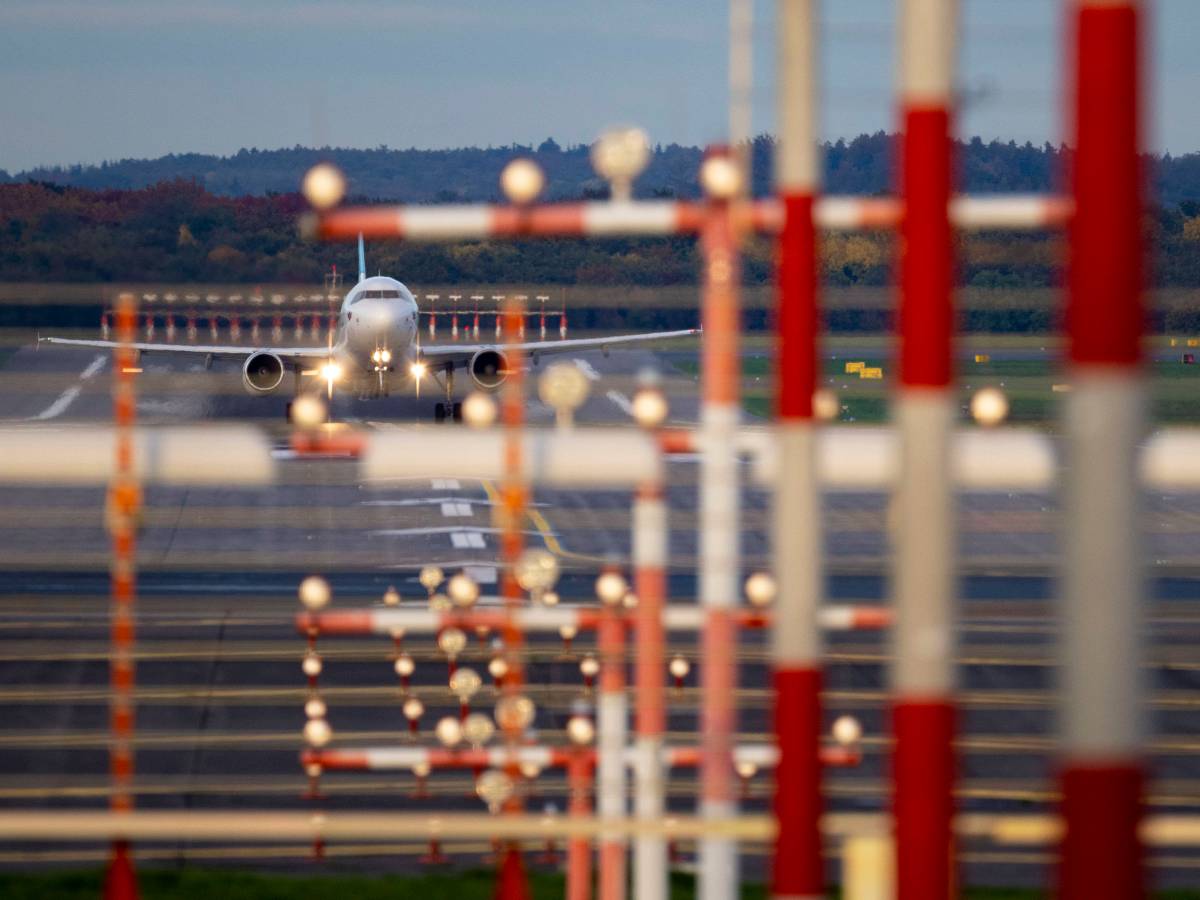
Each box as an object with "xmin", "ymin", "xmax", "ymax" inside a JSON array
[
  {"xmin": 891, "ymin": 1, "xmax": 959, "ymax": 898},
  {"xmin": 105, "ymin": 292, "xmax": 140, "ymax": 900},
  {"xmin": 633, "ymin": 475, "xmax": 668, "ymax": 900},
  {"xmin": 1059, "ymin": 1, "xmax": 1146, "ymax": 897},
  {"xmin": 697, "ymin": 147, "xmax": 742, "ymax": 900},
  {"xmin": 566, "ymin": 750, "xmax": 593, "ymax": 900},
  {"xmin": 497, "ymin": 294, "xmax": 531, "ymax": 900},
  {"xmin": 771, "ymin": 2, "xmax": 825, "ymax": 899},
  {"xmin": 597, "ymin": 592, "xmax": 627, "ymax": 900}
]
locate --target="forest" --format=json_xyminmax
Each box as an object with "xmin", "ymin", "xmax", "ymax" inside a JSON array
[{"xmin": 1, "ymin": 134, "xmax": 1199, "ymax": 289}]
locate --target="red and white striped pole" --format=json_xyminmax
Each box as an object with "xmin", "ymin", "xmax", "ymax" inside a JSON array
[
  {"xmin": 771, "ymin": 2, "xmax": 824, "ymax": 898},
  {"xmin": 1058, "ymin": 2, "xmax": 1146, "ymax": 897},
  {"xmin": 496, "ymin": 291, "xmax": 531, "ymax": 899},
  {"xmin": 697, "ymin": 147, "xmax": 742, "ymax": 900},
  {"xmin": 597, "ymin": 575, "xmax": 628, "ymax": 900},
  {"xmin": 633, "ymin": 479, "xmax": 668, "ymax": 900},
  {"xmin": 566, "ymin": 749, "xmax": 593, "ymax": 900},
  {"xmin": 891, "ymin": 1, "xmax": 959, "ymax": 897},
  {"xmin": 105, "ymin": 292, "xmax": 140, "ymax": 900}
]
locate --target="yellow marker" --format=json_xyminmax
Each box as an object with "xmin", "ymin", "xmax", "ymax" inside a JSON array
[
  {"xmin": 844, "ymin": 361, "xmax": 864, "ymax": 374},
  {"xmin": 1188, "ymin": 338, "xmax": 1200, "ymax": 348},
  {"xmin": 974, "ymin": 354, "xmax": 990, "ymax": 363},
  {"xmin": 1170, "ymin": 338, "xmax": 1178, "ymax": 347},
  {"xmin": 1052, "ymin": 383, "xmax": 1073, "ymax": 393},
  {"xmin": 860, "ymin": 367, "xmax": 883, "ymax": 380},
  {"xmin": 121, "ymin": 367, "xmax": 143, "ymax": 374}
]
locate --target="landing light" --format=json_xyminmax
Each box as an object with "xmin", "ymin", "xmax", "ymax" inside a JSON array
[
  {"xmin": 410, "ymin": 362, "xmax": 427, "ymax": 379},
  {"xmin": 372, "ymin": 349, "xmax": 393, "ymax": 365},
  {"xmin": 320, "ymin": 362, "xmax": 343, "ymax": 382}
]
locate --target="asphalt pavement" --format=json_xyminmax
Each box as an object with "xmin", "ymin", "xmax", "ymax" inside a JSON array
[{"xmin": 0, "ymin": 338, "xmax": 1198, "ymax": 889}]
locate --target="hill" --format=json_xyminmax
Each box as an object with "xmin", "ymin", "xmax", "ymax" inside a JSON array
[{"xmin": 5, "ymin": 134, "xmax": 1199, "ymax": 208}]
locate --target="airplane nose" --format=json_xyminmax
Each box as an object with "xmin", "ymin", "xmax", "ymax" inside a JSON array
[{"xmin": 354, "ymin": 300, "xmax": 394, "ymax": 331}]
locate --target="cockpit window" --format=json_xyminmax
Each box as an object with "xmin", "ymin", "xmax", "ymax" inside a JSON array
[{"xmin": 351, "ymin": 290, "xmax": 401, "ymax": 302}]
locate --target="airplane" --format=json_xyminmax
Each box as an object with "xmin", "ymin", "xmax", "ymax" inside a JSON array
[{"xmin": 41, "ymin": 236, "xmax": 699, "ymax": 422}]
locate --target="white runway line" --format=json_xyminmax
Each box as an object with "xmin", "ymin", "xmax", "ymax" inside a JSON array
[
  {"xmin": 464, "ymin": 565, "xmax": 497, "ymax": 584},
  {"xmin": 574, "ymin": 358, "xmax": 602, "ymax": 381},
  {"xmin": 431, "ymin": 478, "xmax": 461, "ymax": 490},
  {"xmin": 30, "ymin": 387, "xmax": 82, "ymax": 422},
  {"xmin": 440, "ymin": 502, "xmax": 473, "ymax": 517},
  {"xmin": 606, "ymin": 389, "xmax": 633, "ymax": 415},
  {"xmin": 451, "ymin": 532, "xmax": 486, "ymax": 549},
  {"xmin": 29, "ymin": 354, "xmax": 106, "ymax": 421},
  {"xmin": 370, "ymin": 526, "xmax": 522, "ymax": 537},
  {"xmin": 79, "ymin": 356, "xmax": 107, "ymax": 380},
  {"xmin": 377, "ymin": 561, "xmax": 498, "ymax": 583}
]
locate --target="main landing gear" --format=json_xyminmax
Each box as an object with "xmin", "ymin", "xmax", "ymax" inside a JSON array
[
  {"xmin": 434, "ymin": 401, "xmax": 463, "ymax": 423},
  {"xmin": 432, "ymin": 362, "xmax": 461, "ymax": 423}
]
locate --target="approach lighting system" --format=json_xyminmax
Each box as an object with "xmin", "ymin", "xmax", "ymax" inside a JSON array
[
  {"xmin": 745, "ymin": 572, "xmax": 777, "ymax": 608},
  {"xmin": 699, "ymin": 151, "xmax": 743, "ymax": 200},
  {"xmin": 595, "ymin": 570, "xmax": 628, "ymax": 606},
  {"xmin": 832, "ymin": 715, "xmax": 863, "ymax": 748},
  {"xmin": 298, "ymin": 576, "xmax": 331, "ymax": 611},
  {"xmin": 462, "ymin": 391, "xmax": 498, "ymax": 429},
  {"xmin": 590, "ymin": 127, "xmax": 651, "ymax": 200},
  {"xmin": 301, "ymin": 162, "xmax": 346, "ymax": 210},
  {"xmin": 500, "ymin": 158, "xmax": 545, "ymax": 205},
  {"xmin": 970, "ymin": 387, "xmax": 1010, "ymax": 427}
]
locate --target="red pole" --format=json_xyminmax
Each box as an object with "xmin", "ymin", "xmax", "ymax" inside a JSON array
[
  {"xmin": 892, "ymin": 1, "xmax": 959, "ymax": 897},
  {"xmin": 105, "ymin": 292, "xmax": 140, "ymax": 900},
  {"xmin": 1058, "ymin": 2, "xmax": 1146, "ymax": 898},
  {"xmin": 566, "ymin": 750, "xmax": 594, "ymax": 900},
  {"xmin": 771, "ymin": 2, "xmax": 824, "ymax": 898}
]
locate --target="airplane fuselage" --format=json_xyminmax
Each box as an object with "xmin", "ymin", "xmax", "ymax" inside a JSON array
[{"xmin": 331, "ymin": 276, "xmax": 421, "ymax": 380}]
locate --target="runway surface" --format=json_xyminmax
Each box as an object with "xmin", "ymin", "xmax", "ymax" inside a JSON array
[{"xmin": 1, "ymin": 339, "xmax": 1198, "ymax": 889}]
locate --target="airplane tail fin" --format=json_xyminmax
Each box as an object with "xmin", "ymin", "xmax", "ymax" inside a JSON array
[{"xmin": 357, "ymin": 233, "xmax": 366, "ymax": 283}]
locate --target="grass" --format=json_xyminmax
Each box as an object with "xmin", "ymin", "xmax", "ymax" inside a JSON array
[
  {"xmin": 679, "ymin": 347, "xmax": 1200, "ymax": 425},
  {"xmin": 1, "ymin": 869, "xmax": 1196, "ymax": 900}
]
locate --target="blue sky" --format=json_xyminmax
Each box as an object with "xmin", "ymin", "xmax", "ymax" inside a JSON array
[{"xmin": 0, "ymin": 0, "xmax": 1195, "ymax": 172}]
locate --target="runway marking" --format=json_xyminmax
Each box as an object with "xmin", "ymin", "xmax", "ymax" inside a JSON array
[
  {"xmin": 432, "ymin": 478, "xmax": 461, "ymax": 490},
  {"xmin": 370, "ymin": 526, "xmax": 504, "ymax": 537},
  {"xmin": 30, "ymin": 386, "xmax": 81, "ymax": 421},
  {"xmin": 451, "ymin": 531, "xmax": 486, "ymax": 549},
  {"xmin": 464, "ymin": 564, "xmax": 497, "ymax": 584},
  {"xmin": 360, "ymin": 497, "xmax": 475, "ymax": 508},
  {"xmin": 79, "ymin": 355, "xmax": 107, "ymax": 380},
  {"xmin": 440, "ymin": 502, "xmax": 473, "ymax": 517},
  {"xmin": 606, "ymin": 389, "xmax": 633, "ymax": 415},
  {"xmin": 29, "ymin": 354, "xmax": 106, "ymax": 421},
  {"xmin": 376, "ymin": 560, "xmax": 499, "ymax": 580},
  {"xmin": 573, "ymin": 358, "xmax": 601, "ymax": 381},
  {"xmin": 480, "ymin": 479, "xmax": 609, "ymax": 564}
]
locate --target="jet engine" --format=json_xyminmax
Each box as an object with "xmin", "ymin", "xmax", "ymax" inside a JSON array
[
  {"xmin": 469, "ymin": 349, "xmax": 508, "ymax": 390},
  {"xmin": 242, "ymin": 351, "xmax": 286, "ymax": 394}
]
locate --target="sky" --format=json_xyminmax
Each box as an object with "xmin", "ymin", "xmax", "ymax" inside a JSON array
[{"xmin": 0, "ymin": 0, "xmax": 1195, "ymax": 173}]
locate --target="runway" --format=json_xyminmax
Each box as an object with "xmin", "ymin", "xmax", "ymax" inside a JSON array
[{"xmin": 1, "ymin": 339, "xmax": 1199, "ymax": 888}]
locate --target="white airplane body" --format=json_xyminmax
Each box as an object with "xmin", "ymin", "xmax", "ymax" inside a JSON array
[{"xmin": 42, "ymin": 239, "xmax": 698, "ymax": 419}]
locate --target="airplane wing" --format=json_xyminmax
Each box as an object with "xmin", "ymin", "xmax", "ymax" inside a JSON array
[
  {"xmin": 418, "ymin": 328, "xmax": 701, "ymax": 367},
  {"xmin": 39, "ymin": 336, "xmax": 333, "ymax": 363}
]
